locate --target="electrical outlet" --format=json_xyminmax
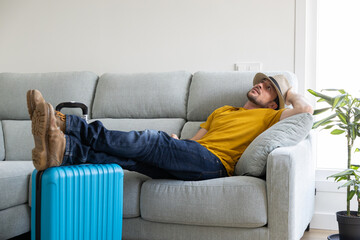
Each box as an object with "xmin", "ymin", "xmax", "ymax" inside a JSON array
[{"xmin": 234, "ymin": 62, "xmax": 263, "ymax": 71}]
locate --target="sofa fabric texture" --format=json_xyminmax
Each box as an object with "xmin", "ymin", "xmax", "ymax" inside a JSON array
[
  {"xmin": 0, "ymin": 70, "xmax": 315, "ymax": 240},
  {"xmin": 0, "ymin": 121, "xmax": 4, "ymax": 161},
  {"xmin": 0, "ymin": 72, "xmax": 98, "ymax": 120},
  {"xmin": 2, "ymin": 121, "xmax": 33, "ymax": 161},
  {"xmin": 94, "ymin": 118, "xmax": 186, "ymax": 137},
  {"xmin": 236, "ymin": 112, "xmax": 314, "ymax": 177},
  {"xmin": 0, "ymin": 161, "xmax": 34, "ymax": 210},
  {"xmin": 140, "ymin": 176, "xmax": 267, "ymax": 228},
  {"xmin": 92, "ymin": 71, "xmax": 192, "ymax": 119}
]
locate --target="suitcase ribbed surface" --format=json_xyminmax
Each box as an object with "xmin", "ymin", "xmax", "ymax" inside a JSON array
[{"xmin": 31, "ymin": 164, "xmax": 123, "ymax": 240}]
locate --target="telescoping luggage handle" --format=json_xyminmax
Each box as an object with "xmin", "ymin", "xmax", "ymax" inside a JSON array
[{"xmin": 55, "ymin": 101, "xmax": 88, "ymax": 122}]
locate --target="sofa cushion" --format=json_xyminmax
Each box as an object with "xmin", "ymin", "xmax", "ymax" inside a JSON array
[
  {"xmin": 92, "ymin": 71, "xmax": 192, "ymax": 119},
  {"xmin": 140, "ymin": 176, "xmax": 267, "ymax": 228},
  {"xmin": 187, "ymin": 71, "xmax": 297, "ymax": 121},
  {"xmin": 92, "ymin": 118, "xmax": 186, "ymax": 137},
  {"xmin": 0, "ymin": 71, "xmax": 98, "ymax": 120},
  {"xmin": 180, "ymin": 121, "xmax": 203, "ymax": 140},
  {"xmin": 235, "ymin": 113, "xmax": 313, "ymax": 177},
  {"xmin": 0, "ymin": 204, "xmax": 31, "ymax": 240},
  {"xmin": 0, "ymin": 122, "xmax": 4, "ymax": 161},
  {"xmin": 0, "ymin": 161, "xmax": 34, "ymax": 210},
  {"xmin": 2, "ymin": 121, "xmax": 32, "ymax": 161},
  {"xmin": 123, "ymin": 171, "xmax": 150, "ymax": 218}
]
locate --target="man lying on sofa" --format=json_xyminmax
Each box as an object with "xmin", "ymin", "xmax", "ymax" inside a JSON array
[{"xmin": 27, "ymin": 72, "xmax": 313, "ymax": 180}]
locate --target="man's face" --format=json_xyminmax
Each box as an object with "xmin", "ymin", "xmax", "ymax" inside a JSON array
[{"xmin": 247, "ymin": 79, "xmax": 278, "ymax": 109}]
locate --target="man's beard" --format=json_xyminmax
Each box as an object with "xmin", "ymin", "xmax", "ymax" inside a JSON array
[{"xmin": 246, "ymin": 90, "xmax": 267, "ymax": 108}]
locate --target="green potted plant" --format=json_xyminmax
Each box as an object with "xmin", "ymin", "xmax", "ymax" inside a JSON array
[{"xmin": 308, "ymin": 89, "xmax": 360, "ymax": 240}]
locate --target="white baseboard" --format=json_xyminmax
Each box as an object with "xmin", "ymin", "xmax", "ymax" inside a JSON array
[
  {"xmin": 312, "ymin": 169, "xmax": 358, "ymax": 230},
  {"xmin": 311, "ymin": 212, "xmax": 338, "ymax": 230}
]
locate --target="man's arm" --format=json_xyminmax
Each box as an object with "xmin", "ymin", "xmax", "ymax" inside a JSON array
[
  {"xmin": 280, "ymin": 88, "xmax": 313, "ymax": 120},
  {"xmin": 189, "ymin": 128, "xmax": 208, "ymax": 141},
  {"xmin": 171, "ymin": 128, "xmax": 208, "ymax": 141}
]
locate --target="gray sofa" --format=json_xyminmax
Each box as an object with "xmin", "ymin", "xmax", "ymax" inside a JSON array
[{"xmin": 0, "ymin": 71, "xmax": 315, "ymax": 240}]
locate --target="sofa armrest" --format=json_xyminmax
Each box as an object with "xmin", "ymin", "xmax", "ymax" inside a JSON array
[{"xmin": 266, "ymin": 132, "xmax": 315, "ymax": 240}]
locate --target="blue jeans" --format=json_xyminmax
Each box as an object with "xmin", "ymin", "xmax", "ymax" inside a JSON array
[{"xmin": 62, "ymin": 115, "xmax": 228, "ymax": 181}]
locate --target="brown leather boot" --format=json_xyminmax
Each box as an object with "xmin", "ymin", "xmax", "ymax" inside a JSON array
[
  {"xmin": 27, "ymin": 89, "xmax": 66, "ymax": 132},
  {"xmin": 26, "ymin": 89, "xmax": 45, "ymax": 119},
  {"xmin": 31, "ymin": 102, "xmax": 65, "ymax": 171}
]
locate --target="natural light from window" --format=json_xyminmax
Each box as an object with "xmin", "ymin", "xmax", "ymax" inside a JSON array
[{"xmin": 316, "ymin": 0, "xmax": 360, "ymax": 169}]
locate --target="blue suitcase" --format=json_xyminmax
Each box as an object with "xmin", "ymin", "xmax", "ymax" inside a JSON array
[{"xmin": 31, "ymin": 164, "xmax": 124, "ymax": 240}]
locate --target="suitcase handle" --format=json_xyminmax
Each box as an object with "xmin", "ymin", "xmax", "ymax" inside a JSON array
[{"xmin": 55, "ymin": 102, "xmax": 88, "ymax": 121}]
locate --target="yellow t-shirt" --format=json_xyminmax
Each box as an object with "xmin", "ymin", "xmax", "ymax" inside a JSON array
[{"xmin": 196, "ymin": 105, "xmax": 285, "ymax": 176}]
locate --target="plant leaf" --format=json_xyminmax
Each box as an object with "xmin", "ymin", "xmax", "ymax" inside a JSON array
[
  {"xmin": 339, "ymin": 89, "xmax": 346, "ymax": 94},
  {"xmin": 313, "ymin": 113, "xmax": 337, "ymax": 129},
  {"xmin": 339, "ymin": 180, "xmax": 355, "ymax": 189},
  {"xmin": 351, "ymin": 165, "xmax": 360, "ymax": 170},
  {"xmin": 313, "ymin": 107, "xmax": 331, "ymax": 115},
  {"xmin": 351, "ymin": 124, "xmax": 357, "ymax": 140},
  {"xmin": 348, "ymin": 190, "xmax": 356, "ymax": 201},
  {"xmin": 331, "ymin": 129, "xmax": 345, "ymax": 135},
  {"xmin": 335, "ymin": 176, "xmax": 349, "ymax": 182},
  {"xmin": 354, "ymin": 108, "xmax": 360, "ymax": 123},
  {"xmin": 336, "ymin": 110, "xmax": 348, "ymax": 125},
  {"xmin": 322, "ymin": 125, "xmax": 334, "ymax": 130},
  {"xmin": 308, "ymin": 89, "xmax": 334, "ymax": 106},
  {"xmin": 332, "ymin": 94, "xmax": 347, "ymax": 109},
  {"xmin": 322, "ymin": 89, "xmax": 345, "ymax": 92},
  {"xmin": 320, "ymin": 120, "xmax": 334, "ymax": 126},
  {"xmin": 328, "ymin": 169, "xmax": 355, "ymax": 179}
]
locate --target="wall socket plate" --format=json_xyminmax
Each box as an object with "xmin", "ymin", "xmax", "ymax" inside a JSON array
[{"xmin": 234, "ymin": 62, "xmax": 263, "ymax": 71}]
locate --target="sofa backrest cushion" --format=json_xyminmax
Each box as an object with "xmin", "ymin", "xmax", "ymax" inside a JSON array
[
  {"xmin": 180, "ymin": 121, "xmax": 203, "ymax": 140},
  {"xmin": 0, "ymin": 72, "xmax": 98, "ymax": 120},
  {"xmin": 92, "ymin": 71, "xmax": 192, "ymax": 119},
  {"xmin": 187, "ymin": 71, "xmax": 297, "ymax": 121},
  {"xmin": 0, "ymin": 122, "xmax": 4, "ymax": 161},
  {"xmin": 2, "ymin": 120, "xmax": 32, "ymax": 161},
  {"xmin": 91, "ymin": 118, "xmax": 186, "ymax": 137}
]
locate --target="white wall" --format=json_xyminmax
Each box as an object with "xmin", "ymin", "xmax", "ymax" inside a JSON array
[
  {"xmin": 0, "ymin": 0, "xmax": 295, "ymax": 74},
  {"xmin": 2, "ymin": 0, "xmax": 346, "ymax": 232}
]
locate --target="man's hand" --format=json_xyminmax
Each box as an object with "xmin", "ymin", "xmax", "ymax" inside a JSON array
[{"xmin": 171, "ymin": 134, "xmax": 179, "ymax": 140}]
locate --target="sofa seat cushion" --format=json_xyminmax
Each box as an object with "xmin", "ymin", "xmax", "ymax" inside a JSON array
[
  {"xmin": 140, "ymin": 176, "xmax": 267, "ymax": 228},
  {"xmin": 0, "ymin": 161, "xmax": 34, "ymax": 210},
  {"xmin": 123, "ymin": 170, "xmax": 150, "ymax": 218}
]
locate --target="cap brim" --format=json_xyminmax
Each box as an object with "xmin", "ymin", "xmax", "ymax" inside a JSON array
[{"xmin": 253, "ymin": 73, "xmax": 285, "ymax": 109}]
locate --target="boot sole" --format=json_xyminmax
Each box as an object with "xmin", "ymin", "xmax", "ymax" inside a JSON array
[
  {"xmin": 26, "ymin": 90, "xmax": 35, "ymax": 119},
  {"xmin": 31, "ymin": 103, "xmax": 50, "ymax": 171}
]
